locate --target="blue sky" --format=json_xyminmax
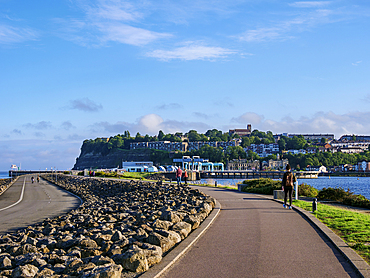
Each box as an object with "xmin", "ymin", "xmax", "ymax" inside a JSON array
[{"xmin": 1, "ymin": 0, "xmax": 370, "ymax": 170}]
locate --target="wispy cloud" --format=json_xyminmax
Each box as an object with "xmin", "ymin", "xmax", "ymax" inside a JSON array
[
  {"xmin": 55, "ymin": 0, "xmax": 171, "ymax": 47},
  {"xmin": 97, "ymin": 22, "xmax": 171, "ymax": 46},
  {"xmin": 237, "ymin": 6, "xmax": 336, "ymax": 42},
  {"xmin": 362, "ymin": 94, "xmax": 370, "ymax": 103},
  {"xmin": 61, "ymin": 121, "xmax": 75, "ymax": 130},
  {"xmin": 24, "ymin": 121, "xmax": 52, "ymax": 130},
  {"xmin": 289, "ymin": 1, "xmax": 332, "ymax": 8},
  {"xmin": 12, "ymin": 129, "xmax": 22, "ymax": 135},
  {"xmin": 146, "ymin": 41, "xmax": 235, "ymax": 61},
  {"xmin": 352, "ymin": 61, "xmax": 362, "ymax": 66},
  {"xmin": 84, "ymin": 0, "xmax": 143, "ymax": 21},
  {"xmin": 157, "ymin": 103, "xmax": 183, "ymax": 110},
  {"xmin": 193, "ymin": 112, "xmax": 210, "ymax": 120},
  {"xmin": 0, "ymin": 24, "xmax": 38, "ymax": 44},
  {"xmin": 68, "ymin": 98, "xmax": 103, "ymax": 112}
]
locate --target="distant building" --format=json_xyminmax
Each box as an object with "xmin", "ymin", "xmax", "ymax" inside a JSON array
[
  {"xmin": 121, "ymin": 161, "xmax": 157, "ymax": 172},
  {"xmin": 245, "ymin": 143, "xmax": 279, "ymax": 157},
  {"xmin": 267, "ymin": 159, "xmax": 289, "ymax": 170},
  {"xmin": 357, "ymin": 161, "xmax": 370, "ymax": 172},
  {"xmin": 274, "ymin": 133, "xmax": 334, "ymax": 141},
  {"xmin": 226, "ymin": 159, "xmax": 260, "ymax": 171},
  {"xmin": 339, "ymin": 135, "xmax": 370, "ymax": 142},
  {"xmin": 229, "ymin": 124, "xmax": 252, "ymax": 137},
  {"xmin": 284, "ymin": 149, "xmax": 307, "ymax": 155},
  {"xmin": 331, "ymin": 141, "xmax": 370, "ymax": 152},
  {"xmin": 130, "ymin": 139, "xmax": 240, "ymax": 152}
]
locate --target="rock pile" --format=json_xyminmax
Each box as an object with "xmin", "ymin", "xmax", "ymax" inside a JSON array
[
  {"xmin": 0, "ymin": 175, "xmax": 215, "ymax": 277},
  {"xmin": 0, "ymin": 178, "xmax": 13, "ymax": 196}
]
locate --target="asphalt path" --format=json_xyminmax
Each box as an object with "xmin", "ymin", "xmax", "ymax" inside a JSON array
[
  {"xmin": 0, "ymin": 175, "xmax": 81, "ymax": 234},
  {"xmin": 161, "ymin": 186, "xmax": 359, "ymax": 278}
]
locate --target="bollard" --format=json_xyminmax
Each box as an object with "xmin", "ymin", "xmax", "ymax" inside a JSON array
[
  {"xmin": 312, "ymin": 198, "xmax": 318, "ymax": 212},
  {"xmin": 215, "ymin": 181, "xmax": 217, "ymax": 187}
]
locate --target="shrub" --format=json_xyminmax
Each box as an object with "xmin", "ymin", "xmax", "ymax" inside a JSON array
[
  {"xmin": 298, "ymin": 183, "xmax": 318, "ymax": 197},
  {"xmin": 342, "ymin": 194, "xmax": 370, "ymax": 209},
  {"xmin": 241, "ymin": 178, "xmax": 281, "ymax": 195},
  {"xmin": 317, "ymin": 187, "xmax": 351, "ymax": 202}
]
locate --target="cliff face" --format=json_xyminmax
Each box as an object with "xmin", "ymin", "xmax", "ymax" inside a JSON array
[{"xmin": 73, "ymin": 149, "xmax": 152, "ymax": 170}]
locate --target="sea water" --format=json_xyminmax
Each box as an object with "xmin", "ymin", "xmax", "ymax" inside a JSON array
[
  {"xmin": 200, "ymin": 176, "xmax": 370, "ymax": 200},
  {"xmin": 0, "ymin": 171, "xmax": 10, "ymax": 179}
]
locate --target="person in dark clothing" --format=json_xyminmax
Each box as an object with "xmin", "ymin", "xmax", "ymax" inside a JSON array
[{"xmin": 281, "ymin": 164, "xmax": 296, "ymax": 209}]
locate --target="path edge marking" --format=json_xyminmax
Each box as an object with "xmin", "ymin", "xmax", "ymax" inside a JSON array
[
  {"xmin": 140, "ymin": 199, "xmax": 221, "ymax": 278},
  {"xmin": 0, "ymin": 177, "xmax": 26, "ymax": 212}
]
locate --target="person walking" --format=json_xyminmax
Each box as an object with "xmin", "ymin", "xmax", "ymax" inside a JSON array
[
  {"xmin": 176, "ymin": 166, "xmax": 183, "ymax": 185},
  {"xmin": 282, "ymin": 164, "xmax": 296, "ymax": 209},
  {"xmin": 183, "ymin": 169, "xmax": 188, "ymax": 185}
]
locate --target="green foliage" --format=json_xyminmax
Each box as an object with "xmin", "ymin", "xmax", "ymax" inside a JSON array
[
  {"xmin": 298, "ymin": 183, "xmax": 319, "ymax": 197},
  {"xmin": 342, "ymin": 194, "xmax": 370, "ymax": 209},
  {"xmin": 317, "ymin": 187, "xmax": 370, "ymax": 209},
  {"xmin": 317, "ymin": 187, "xmax": 351, "ymax": 202},
  {"xmin": 279, "ymin": 135, "xmax": 308, "ymax": 151},
  {"xmin": 186, "ymin": 130, "xmax": 208, "ymax": 142},
  {"xmin": 241, "ymin": 178, "xmax": 282, "ymax": 195},
  {"xmin": 283, "ymin": 150, "xmax": 370, "ymax": 169}
]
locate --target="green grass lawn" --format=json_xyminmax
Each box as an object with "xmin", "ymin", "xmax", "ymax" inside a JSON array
[{"xmin": 293, "ymin": 200, "xmax": 370, "ymax": 264}]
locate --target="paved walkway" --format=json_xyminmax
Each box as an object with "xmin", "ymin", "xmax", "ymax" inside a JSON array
[
  {"xmin": 148, "ymin": 186, "xmax": 364, "ymax": 278},
  {"xmin": 0, "ymin": 175, "xmax": 81, "ymax": 234}
]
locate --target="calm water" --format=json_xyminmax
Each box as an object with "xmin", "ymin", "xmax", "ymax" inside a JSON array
[
  {"xmin": 200, "ymin": 176, "xmax": 370, "ymax": 200},
  {"xmin": 0, "ymin": 171, "xmax": 10, "ymax": 179}
]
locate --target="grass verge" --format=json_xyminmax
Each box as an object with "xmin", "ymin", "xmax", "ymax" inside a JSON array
[{"xmin": 293, "ymin": 200, "xmax": 370, "ymax": 264}]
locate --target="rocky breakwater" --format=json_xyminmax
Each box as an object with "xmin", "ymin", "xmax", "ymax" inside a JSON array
[
  {"xmin": 0, "ymin": 178, "xmax": 14, "ymax": 196},
  {"xmin": 0, "ymin": 175, "xmax": 215, "ymax": 277}
]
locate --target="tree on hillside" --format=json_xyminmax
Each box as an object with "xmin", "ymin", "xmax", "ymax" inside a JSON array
[
  {"xmin": 158, "ymin": 130, "xmax": 165, "ymax": 141},
  {"xmin": 187, "ymin": 130, "xmax": 208, "ymax": 142}
]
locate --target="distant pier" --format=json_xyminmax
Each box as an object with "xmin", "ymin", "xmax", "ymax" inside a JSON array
[{"xmin": 8, "ymin": 170, "xmax": 61, "ymax": 177}]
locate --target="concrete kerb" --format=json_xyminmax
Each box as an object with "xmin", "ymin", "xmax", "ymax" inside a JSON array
[
  {"xmin": 267, "ymin": 195, "xmax": 370, "ymax": 278},
  {"xmin": 140, "ymin": 199, "xmax": 222, "ymax": 278}
]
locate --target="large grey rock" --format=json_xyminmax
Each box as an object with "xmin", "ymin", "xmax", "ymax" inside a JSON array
[
  {"xmin": 115, "ymin": 248, "xmax": 148, "ymax": 273},
  {"xmin": 172, "ymin": 221, "xmax": 192, "ymax": 240},
  {"xmin": 152, "ymin": 219, "xmax": 172, "ymax": 231},
  {"xmin": 82, "ymin": 264, "xmax": 122, "ymax": 278},
  {"xmin": 147, "ymin": 232, "xmax": 177, "ymax": 253},
  {"xmin": 12, "ymin": 264, "xmax": 39, "ymax": 278},
  {"xmin": 0, "ymin": 256, "xmax": 11, "ymax": 270}
]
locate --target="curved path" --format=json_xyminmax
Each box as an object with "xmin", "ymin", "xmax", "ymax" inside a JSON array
[
  {"xmin": 0, "ymin": 175, "xmax": 81, "ymax": 234},
  {"xmin": 156, "ymin": 186, "xmax": 361, "ymax": 278}
]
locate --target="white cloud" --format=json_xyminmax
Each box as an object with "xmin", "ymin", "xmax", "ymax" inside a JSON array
[
  {"xmin": 91, "ymin": 113, "xmax": 211, "ymax": 136},
  {"xmin": 85, "ymin": 0, "xmax": 142, "ymax": 21},
  {"xmin": 0, "ymin": 24, "xmax": 38, "ymax": 44},
  {"xmin": 289, "ymin": 1, "xmax": 332, "ymax": 8},
  {"xmin": 146, "ymin": 42, "xmax": 235, "ymax": 61},
  {"xmin": 55, "ymin": 0, "xmax": 171, "ymax": 47},
  {"xmin": 97, "ymin": 22, "xmax": 171, "ymax": 46}
]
